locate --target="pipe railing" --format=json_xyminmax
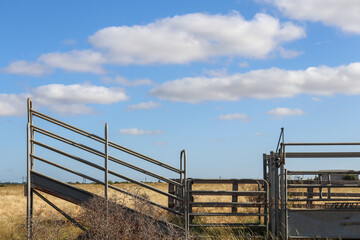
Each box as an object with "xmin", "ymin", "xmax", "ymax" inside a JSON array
[{"xmin": 26, "ymin": 98, "xmax": 187, "ymax": 238}]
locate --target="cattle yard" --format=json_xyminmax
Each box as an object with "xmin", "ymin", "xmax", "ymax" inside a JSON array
[{"xmin": 21, "ymin": 98, "xmax": 360, "ymax": 239}]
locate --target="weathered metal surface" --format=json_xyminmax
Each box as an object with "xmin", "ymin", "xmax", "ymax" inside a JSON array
[{"xmin": 288, "ymin": 209, "xmax": 360, "ymax": 239}]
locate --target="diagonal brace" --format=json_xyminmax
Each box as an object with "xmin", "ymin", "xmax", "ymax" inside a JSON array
[{"xmin": 33, "ymin": 190, "xmax": 88, "ymax": 233}]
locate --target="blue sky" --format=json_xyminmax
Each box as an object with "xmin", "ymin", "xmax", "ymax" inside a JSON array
[{"xmin": 1, "ymin": 0, "xmax": 360, "ymax": 182}]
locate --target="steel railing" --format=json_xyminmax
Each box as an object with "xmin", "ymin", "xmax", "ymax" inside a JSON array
[{"xmin": 26, "ymin": 98, "xmax": 187, "ymax": 238}]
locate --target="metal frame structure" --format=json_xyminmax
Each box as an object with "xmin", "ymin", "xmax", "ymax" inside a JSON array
[
  {"xmin": 264, "ymin": 129, "xmax": 360, "ymax": 239},
  {"xmin": 26, "ymin": 98, "xmax": 187, "ymax": 239},
  {"xmin": 26, "ymin": 97, "xmax": 360, "ymax": 239},
  {"xmin": 185, "ymin": 178, "xmax": 269, "ymax": 237}
]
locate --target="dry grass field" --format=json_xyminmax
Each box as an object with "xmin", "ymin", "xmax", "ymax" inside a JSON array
[
  {"xmin": 0, "ymin": 182, "xmax": 264, "ymax": 239},
  {"xmin": 2, "ymin": 181, "xmax": 359, "ymax": 239}
]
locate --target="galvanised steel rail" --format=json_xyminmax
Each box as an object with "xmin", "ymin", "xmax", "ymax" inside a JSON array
[
  {"xmin": 264, "ymin": 129, "xmax": 360, "ymax": 239},
  {"xmin": 26, "ymin": 98, "xmax": 187, "ymax": 239},
  {"xmin": 185, "ymin": 178, "xmax": 269, "ymax": 237}
]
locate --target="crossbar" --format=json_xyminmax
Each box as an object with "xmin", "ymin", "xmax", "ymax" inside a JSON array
[{"xmin": 285, "ymin": 152, "xmax": 360, "ymax": 158}]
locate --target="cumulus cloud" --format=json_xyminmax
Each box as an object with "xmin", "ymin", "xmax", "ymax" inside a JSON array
[
  {"xmin": 1, "ymin": 60, "xmax": 51, "ymax": 76},
  {"xmin": 127, "ymin": 101, "xmax": 161, "ymax": 111},
  {"xmin": 2, "ymin": 12, "xmax": 305, "ymax": 76},
  {"xmin": 89, "ymin": 12, "xmax": 305, "ymax": 64},
  {"xmin": 268, "ymin": 0, "xmax": 360, "ymax": 34},
  {"xmin": 0, "ymin": 94, "xmax": 29, "ymax": 116},
  {"xmin": 32, "ymin": 83, "xmax": 128, "ymax": 105},
  {"xmin": 102, "ymin": 75, "xmax": 154, "ymax": 86},
  {"xmin": 267, "ymin": 107, "xmax": 305, "ymax": 118},
  {"xmin": 0, "ymin": 83, "xmax": 128, "ymax": 116},
  {"xmin": 218, "ymin": 113, "xmax": 250, "ymax": 122},
  {"xmin": 38, "ymin": 50, "xmax": 106, "ymax": 74},
  {"xmin": 119, "ymin": 128, "xmax": 164, "ymax": 135},
  {"xmin": 150, "ymin": 62, "xmax": 360, "ymax": 102}
]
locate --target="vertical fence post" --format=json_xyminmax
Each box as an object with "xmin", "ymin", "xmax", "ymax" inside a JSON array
[
  {"xmin": 232, "ymin": 181, "xmax": 238, "ymax": 213},
  {"xmin": 105, "ymin": 123, "xmax": 108, "ymax": 200},
  {"xmin": 27, "ymin": 98, "xmax": 33, "ymax": 240},
  {"xmin": 284, "ymin": 169, "xmax": 288, "ymax": 240},
  {"xmin": 181, "ymin": 150, "xmax": 188, "ymax": 239}
]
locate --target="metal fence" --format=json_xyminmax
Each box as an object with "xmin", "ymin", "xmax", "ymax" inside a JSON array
[
  {"xmin": 264, "ymin": 129, "xmax": 360, "ymax": 239},
  {"xmin": 182, "ymin": 178, "xmax": 269, "ymax": 236},
  {"xmin": 26, "ymin": 98, "xmax": 187, "ymax": 239}
]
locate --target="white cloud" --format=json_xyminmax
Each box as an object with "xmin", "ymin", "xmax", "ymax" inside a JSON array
[
  {"xmin": 89, "ymin": 12, "xmax": 305, "ymax": 64},
  {"xmin": 267, "ymin": 107, "xmax": 305, "ymax": 118},
  {"xmin": 102, "ymin": 75, "xmax": 154, "ymax": 86},
  {"xmin": 1, "ymin": 60, "xmax": 51, "ymax": 76},
  {"xmin": 32, "ymin": 83, "xmax": 128, "ymax": 105},
  {"xmin": 0, "ymin": 83, "xmax": 128, "ymax": 116},
  {"xmin": 0, "ymin": 94, "xmax": 29, "ymax": 116},
  {"xmin": 150, "ymin": 62, "xmax": 360, "ymax": 102},
  {"xmin": 39, "ymin": 50, "xmax": 106, "ymax": 74},
  {"xmin": 127, "ymin": 101, "xmax": 161, "ymax": 111},
  {"xmin": 218, "ymin": 113, "xmax": 250, "ymax": 122},
  {"xmin": 2, "ymin": 12, "xmax": 305, "ymax": 76},
  {"xmin": 119, "ymin": 128, "xmax": 164, "ymax": 135},
  {"xmin": 268, "ymin": 0, "xmax": 360, "ymax": 34}
]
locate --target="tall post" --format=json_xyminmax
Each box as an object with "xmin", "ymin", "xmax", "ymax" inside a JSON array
[
  {"xmin": 181, "ymin": 150, "xmax": 188, "ymax": 239},
  {"xmin": 284, "ymin": 169, "xmax": 288, "ymax": 239},
  {"xmin": 105, "ymin": 123, "xmax": 108, "ymax": 200},
  {"xmin": 27, "ymin": 98, "xmax": 33, "ymax": 239}
]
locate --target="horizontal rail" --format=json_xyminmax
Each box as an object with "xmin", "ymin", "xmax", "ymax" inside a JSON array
[
  {"xmin": 32, "ymin": 140, "xmax": 105, "ymax": 171},
  {"xmin": 289, "ymin": 192, "xmax": 360, "ymax": 197},
  {"xmin": 108, "ymin": 170, "xmax": 183, "ymax": 201},
  {"xmin": 189, "ymin": 212, "xmax": 266, "ymax": 217},
  {"xmin": 32, "ymin": 110, "xmax": 182, "ymax": 174},
  {"xmin": 108, "ymin": 155, "xmax": 182, "ymax": 187},
  {"xmin": 288, "ymin": 198, "xmax": 360, "ymax": 202},
  {"xmin": 32, "ymin": 110, "xmax": 104, "ymax": 142},
  {"xmin": 33, "ymin": 125, "xmax": 105, "ymax": 157},
  {"xmin": 189, "ymin": 223, "xmax": 266, "ymax": 227},
  {"xmin": 283, "ymin": 142, "xmax": 360, "ymax": 146},
  {"xmin": 33, "ymin": 126, "xmax": 181, "ymax": 186},
  {"xmin": 287, "ymin": 170, "xmax": 360, "ymax": 175},
  {"xmin": 288, "ymin": 184, "xmax": 360, "ymax": 188},
  {"xmin": 108, "ymin": 184, "xmax": 183, "ymax": 216},
  {"xmin": 286, "ymin": 152, "xmax": 360, "ymax": 158},
  {"xmin": 189, "ymin": 179, "xmax": 267, "ymax": 184},
  {"xmin": 32, "ymin": 154, "xmax": 105, "ymax": 185},
  {"xmin": 190, "ymin": 202, "xmax": 266, "ymax": 207},
  {"xmin": 108, "ymin": 141, "xmax": 182, "ymax": 174},
  {"xmin": 189, "ymin": 190, "xmax": 266, "ymax": 196}
]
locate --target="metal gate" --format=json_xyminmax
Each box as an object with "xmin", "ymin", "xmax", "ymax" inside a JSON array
[
  {"xmin": 264, "ymin": 129, "xmax": 360, "ymax": 239},
  {"xmin": 184, "ymin": 178, "xmax": 269, "ymax": 237}
]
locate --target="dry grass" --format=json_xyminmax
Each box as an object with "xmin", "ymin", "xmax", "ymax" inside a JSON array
[{"xmin": 0, "ymin": 182, "xmax": 265, "ymax": 239}]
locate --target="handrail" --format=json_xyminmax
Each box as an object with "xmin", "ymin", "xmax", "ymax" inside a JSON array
[
  {"xmin": 32, "ymin": 109, "xmax": 181, "ymax": 174},
  {"xmin": 32, "ymin": 154, "xmax": 105, "ymax": 185},
  {"xmin": 33, "ymin": 125, "xmax": 182, "ymax": 186},
  {"xmin": 32, "ymin": 140, "xmax": 106, "ymax": 171},
  {"xmin": 28, "ymin": 97, "xmax": 187, "ymax": 233}
]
